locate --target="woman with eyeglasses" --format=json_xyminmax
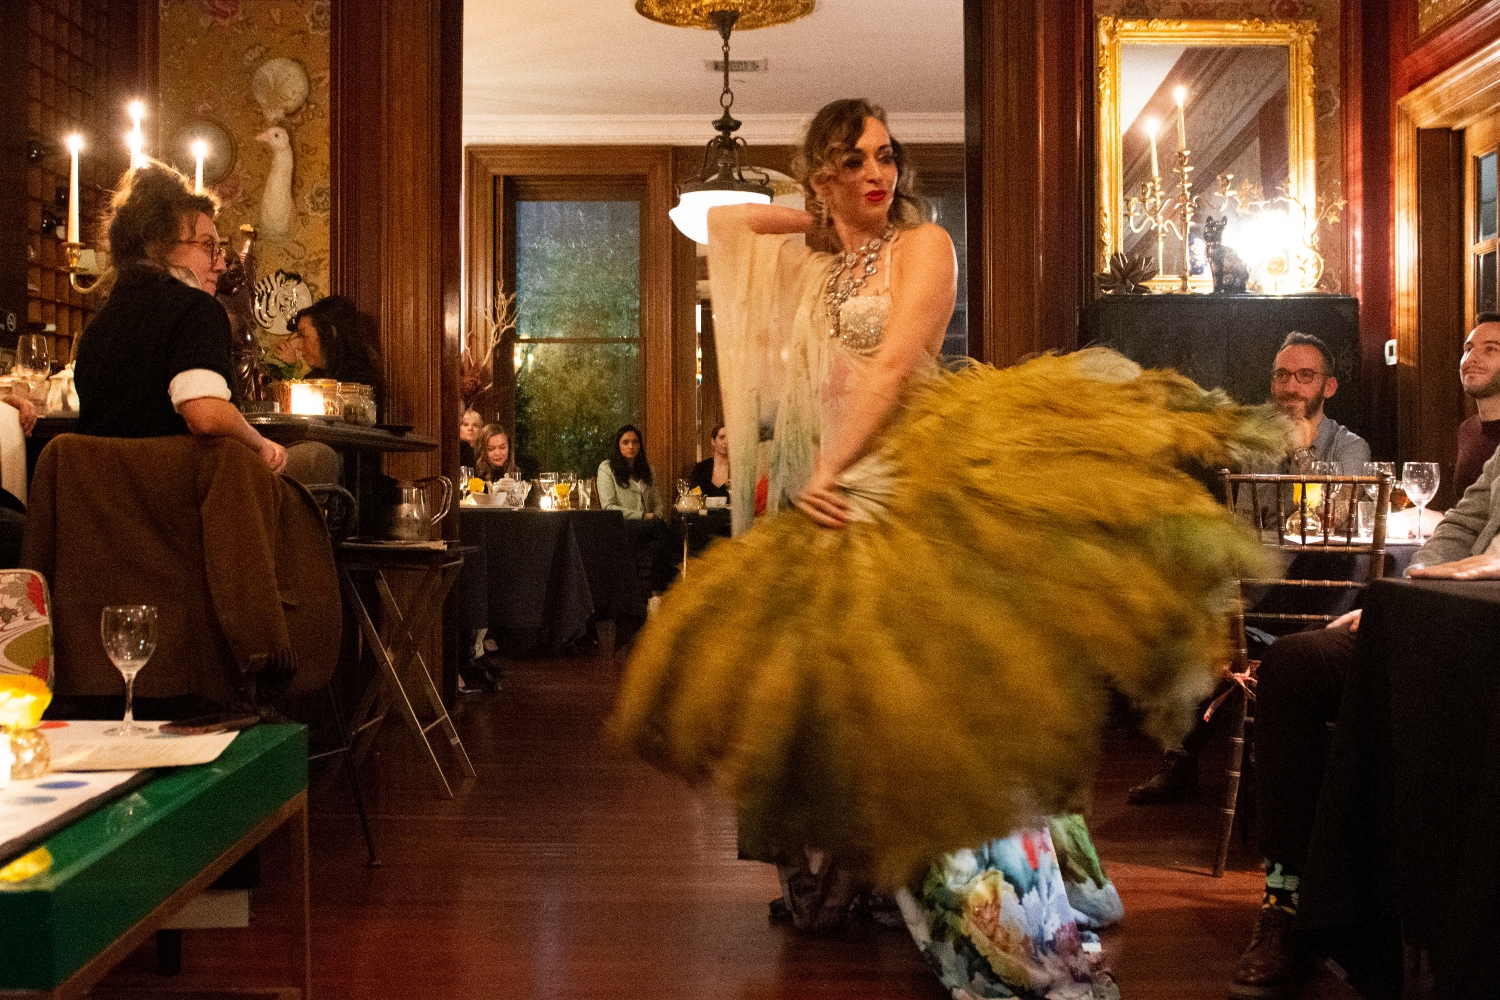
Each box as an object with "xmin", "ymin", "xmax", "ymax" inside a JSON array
[{"xmin": 74, "ymin": 161, "xmax": 286, "ymax": 471}]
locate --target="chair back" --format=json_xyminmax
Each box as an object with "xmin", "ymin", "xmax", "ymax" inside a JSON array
[{"xmin": 1220, "ymin": 469, "xmax": 1394, "ymax": 633}]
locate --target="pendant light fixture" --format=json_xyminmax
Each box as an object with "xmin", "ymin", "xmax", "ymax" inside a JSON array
[{"xmin": 636, "ymin": 2, "xmax": 815, "ymax": 244}]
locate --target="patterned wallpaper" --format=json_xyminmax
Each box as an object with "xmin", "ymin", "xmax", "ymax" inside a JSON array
[
  {"xmin": 1418, "ymin": 0, "xmax": 1485, "ymax": 37},
  {"xmin": 1095, "ymin": 0, "xmax": 1347, "ymax": 291},
  {"xmin": 158, "ymin": 0, "xmax": 332, "ymax": 300}
]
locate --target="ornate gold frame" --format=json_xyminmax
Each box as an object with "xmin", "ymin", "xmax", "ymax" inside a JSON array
[{"xmin": 1094, "ymin": 17, "xmax": 1319, "ymax": 283}]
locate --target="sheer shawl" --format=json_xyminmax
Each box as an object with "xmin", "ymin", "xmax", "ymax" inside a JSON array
[{"xmin": 705, "ymin": 208, "xmax": 833, "ymax": 536}]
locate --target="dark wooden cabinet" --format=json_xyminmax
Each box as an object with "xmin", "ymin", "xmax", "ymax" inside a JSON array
[{"xmin": 1084, "ymin": 293, "xmax": 1363, "ymax": 439}]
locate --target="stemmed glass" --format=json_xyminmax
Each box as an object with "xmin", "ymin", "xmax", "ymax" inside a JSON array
[
  {"xmin": 1402, "ymin": 462, "xmax": 1441, "ymax": 542},
  {"xmin": 13, "ymin": 334, "xmax": 50, "ymax": 379},
  {"xmin": 102, "ymin": 605, "xmax": 157, "ymax": 737}
]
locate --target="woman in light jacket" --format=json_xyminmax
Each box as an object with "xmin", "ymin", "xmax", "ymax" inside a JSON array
[{"xmin": 597, "ymin": 425, "xmax": 676, "ymax": 591}]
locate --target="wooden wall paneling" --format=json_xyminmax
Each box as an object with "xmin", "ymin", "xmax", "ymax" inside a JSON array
[
  {"xmin": 1399, "ymin": 0, "xmax": 1500, "ymax": 94},
  {"xmin": 1, "ymin": 0, "xmax": 26, "ymax": 341},
  {"xmin": 1392, "ymin": 36, "xmax": 1500, "ymax": 470},
  {"xmin": 964, "ymin": 0, "xmax": 1089, "ymax": 367},
  {"xmin": 464, "ymin": 146, "xmax": 677, "ymax": 486},
  {"xmin": 1345, "ymin": 0, "xmax": 1399, "ymax": 460},
  {"xmin": 1414, "ymin": 128, "xmax": 1466, "ymax": 505},
  {"xmin": 332, "ymin": 0, "xmax": 463, "ymax": 702}
]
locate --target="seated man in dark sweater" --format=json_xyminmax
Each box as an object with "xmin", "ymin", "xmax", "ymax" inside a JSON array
[{"xmin": 1455, "ymin": 312, "xmax": 1500, "ymax": 496}]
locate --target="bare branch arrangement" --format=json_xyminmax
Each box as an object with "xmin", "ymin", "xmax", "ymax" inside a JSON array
[{"xmin": 463, "ymin": 282, "xmax": 517, "ymax": 413}]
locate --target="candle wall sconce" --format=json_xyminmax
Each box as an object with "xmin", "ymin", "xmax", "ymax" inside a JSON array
[{"xmin": 168, "ymin": 119, "xmax": 236, "ymax": 191}]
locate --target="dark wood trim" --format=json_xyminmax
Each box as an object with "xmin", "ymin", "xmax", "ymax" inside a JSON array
[
  {"xmin": 1413, "ymin": 128, "xmax": 1467, "ymax": 503},
  {"xmin": 0, "ymin": 0, "xmax": 26, "ymax": 340},
  {"xmin": 965, "ymin": 0, "xmax": 1089, "ymax": 367},
  {"xmin": 1400, "ymin": 0, "xmax": 1500, "ymax": 93},
  {"xmin": 464, "ymin": 145, "xmax": 677, "ymax": 485}
]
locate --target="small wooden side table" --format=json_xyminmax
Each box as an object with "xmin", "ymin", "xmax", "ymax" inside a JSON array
[{"xmin": 338, "ymin": 542, "xmax": 477, "ymax": 798}]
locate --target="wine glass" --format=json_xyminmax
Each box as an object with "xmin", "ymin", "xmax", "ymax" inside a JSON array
[
  {"xmin": 102, "ymin": 605, "xmax": 157, "ymax": 737},
  {"xmin": 1402, "ymin": 462, "xmax": 1441, "ymax": 542},
  {"xmin": 14, "ymin": 335, "xmax": 50, "ymax": 380}
]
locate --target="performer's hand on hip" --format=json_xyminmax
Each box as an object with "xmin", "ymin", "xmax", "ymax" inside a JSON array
[{"xmin": 795, "ymin": 468, "xmax": 849, "ymax": 529}]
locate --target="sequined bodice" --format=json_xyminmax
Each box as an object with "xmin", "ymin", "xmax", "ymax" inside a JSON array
[{"xmin": 837, "ymin": 294, "xmax": 891, "ymax": 357}]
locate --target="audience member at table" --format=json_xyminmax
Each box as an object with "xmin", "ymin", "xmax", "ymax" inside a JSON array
[
  {"xmin": 474, "ymin": 424, "xmax": 517, "ymax": 482},
  {"xmin": 0, "ymin": 394, "xmax": 36, "ymax": 568},
  {"xmin": 73, "ymin": 161, "xmax": 287, "ymax": 473},
  {"xmin": 1134, "ymin": 332, "xmax": 1373, "ymax": 806},
  {"xmin": 1224, "ymin": 445, "xmax": 1500, "ymax": 997},
  {"xmin": 292, "ymin": 296, "xmax": 385, "ymax": 405},
  {"xmin": 1455, "ymin": 313, "xmax": 1500, "ymax": 496},
  {"xmin": 459, "ymin": 408, "xmax": 483, "ymax": 469},
  {"xmin": 688, "ymin": 423, "xmax": 731, "ymax": 500},
  {"xmin": 597, "ymin": 424, "xmax": 677, "ymax": 593}
]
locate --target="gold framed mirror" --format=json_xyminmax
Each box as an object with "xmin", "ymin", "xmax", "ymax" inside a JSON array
[{"xmin": 1095, "ymin": 17, "xmax": 1318, "ymax": 290}]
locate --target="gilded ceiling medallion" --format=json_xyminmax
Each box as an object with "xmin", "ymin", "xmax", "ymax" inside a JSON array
[{"xmin": 634, "ymin": 0, "xmax": 814, "ymax": 31}]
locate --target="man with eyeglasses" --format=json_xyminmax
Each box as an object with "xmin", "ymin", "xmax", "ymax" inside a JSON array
[{"xmin": 1267, "ymin": 331, "xmax": 1370, "ymax": 474}]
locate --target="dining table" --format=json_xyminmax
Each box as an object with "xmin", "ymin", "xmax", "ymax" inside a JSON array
[
  {"xmin": 1297, "ymin": 577, "xmax": 1500, "ymax": 999},
  {"xmin": 458, "ymin": 506, "xmax": 647, "ymax": 656}
]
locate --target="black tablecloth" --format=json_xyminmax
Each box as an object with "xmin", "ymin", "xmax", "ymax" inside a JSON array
[
  {"xmin": 1300, "ymin": 577, "xmax": 1500, "ymax": 999},
  {"xmin": 458, "ymin": 508, "xmax": 646, "ymax": 654}
]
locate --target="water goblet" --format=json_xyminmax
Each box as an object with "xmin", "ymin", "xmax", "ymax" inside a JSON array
[
  {"xmin": 1402, "ymin": 462, "xmax": 1441, "ymax": 542},
  {"xmin": 102, "ymin": 605, "xmax": 158, "ymax": 737},
  {"xmin": 14, "ymin": 334, "xmax": 50, "ymax": 380}
]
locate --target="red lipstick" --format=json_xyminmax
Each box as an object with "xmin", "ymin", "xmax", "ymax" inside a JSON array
[{"xmin": 864, "ymin": 190, "xmax": 888, "ymax": 203}]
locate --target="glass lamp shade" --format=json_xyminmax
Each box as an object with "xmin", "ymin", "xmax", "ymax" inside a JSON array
[{"xmin": 670, "ymin": 188, "xmax": 772, "ymax": 245}]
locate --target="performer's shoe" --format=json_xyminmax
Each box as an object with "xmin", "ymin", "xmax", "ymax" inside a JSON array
[
  {"xmin": 1126, "ymin": 749, "xmax": 1199, "ymax": 804},
  {"xmin": 1229, "ymin": 907, "xmax": 1311, "ymax": 998}
]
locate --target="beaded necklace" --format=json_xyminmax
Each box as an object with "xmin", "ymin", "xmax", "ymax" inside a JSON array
[{"xmin": 824, "ymin": 225, "xmax": 896, "ymax": 338}]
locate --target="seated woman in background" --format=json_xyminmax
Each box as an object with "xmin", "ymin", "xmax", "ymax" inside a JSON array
[
  {"xmin": 459, "ymin": 408, "xmax": 482, "ymax": 469},
  {"xmin": 73, "ymin": 161, "xmax": 286, "ymax": 472},
  {"xmin": 474, "ymin": 424, "xmax": 517, "ymax": 482},
  {"xmin": 688, "ymin": 423, "xmax": 730, "ymax": 500},
  {"xmin": 597, "ymin": 425, "xmax": 677, "ymax": 593},
  {"xmin": 292, "ymin": 295, "xmax": 385, "ymax": 406}
]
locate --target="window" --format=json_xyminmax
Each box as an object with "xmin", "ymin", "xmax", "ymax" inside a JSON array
[{"xmin": 510, "ymin": 187, "xmax": 644, "ymax": 478}]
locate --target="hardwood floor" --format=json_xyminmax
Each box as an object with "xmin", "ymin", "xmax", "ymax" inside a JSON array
[{"xmin": 102, "ymin": 655, "xmax": 1363, "ymax": 999}]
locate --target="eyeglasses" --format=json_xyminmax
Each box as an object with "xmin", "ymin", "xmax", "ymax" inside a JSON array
[
  {"xmin": 176, "ymin": 238, "xmax": 227, "ymax": 264},
  {"xmin": 1271, "ymin": 368, "xmax": 1327, "ymax": 385}
]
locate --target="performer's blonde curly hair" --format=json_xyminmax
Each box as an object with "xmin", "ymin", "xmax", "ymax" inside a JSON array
[{"xmin": 793, "ymin": 98, "xmax": 927, "ymax": 239}]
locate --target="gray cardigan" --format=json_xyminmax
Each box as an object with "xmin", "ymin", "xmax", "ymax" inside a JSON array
[
  {"xmin": 1411, "ymin": 444, "xmax": 1500, "ymax": 570},
  {"xmin": 596, "ymin": 459, "xmax": 664, "ymax": 521}
]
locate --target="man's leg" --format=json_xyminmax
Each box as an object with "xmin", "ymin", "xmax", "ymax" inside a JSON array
[{"xmin": 1232, "ymin": 624, "xmax": 1358, "ymax": 998}]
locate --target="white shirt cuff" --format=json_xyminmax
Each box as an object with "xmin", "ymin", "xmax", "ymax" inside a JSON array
[{"xmin": 169, "ymin": 369, "xmax": 232, "ymax": 411}]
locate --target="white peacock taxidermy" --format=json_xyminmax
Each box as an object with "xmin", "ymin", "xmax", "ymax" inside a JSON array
[
  {"xmin": 252, "ymin": 270, "xmax": 312, "ymax": 335},
  {"xmin": 256, "ymin": 126, "xmax": 295, "ymax": 238}
]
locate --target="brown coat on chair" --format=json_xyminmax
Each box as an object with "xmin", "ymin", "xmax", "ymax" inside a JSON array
[{"xmin": 20, "ymin": 434, "xmax": 340, "ymax": 705}]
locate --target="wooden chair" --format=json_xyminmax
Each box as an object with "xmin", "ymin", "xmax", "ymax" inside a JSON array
[{"xmin": 1211, "ymin": 469, "xmax": 1393, "ymax": 876}]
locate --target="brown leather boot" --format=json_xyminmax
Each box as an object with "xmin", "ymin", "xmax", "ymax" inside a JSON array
[{"xmin": 1229, "ymin": 907, "xmax": 1311, "ymax": 998}]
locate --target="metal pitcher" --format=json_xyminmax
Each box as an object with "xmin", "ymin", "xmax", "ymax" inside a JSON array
[{"xmin": 386, "ymin": 476, "xmax": 453, "ymax": 541}]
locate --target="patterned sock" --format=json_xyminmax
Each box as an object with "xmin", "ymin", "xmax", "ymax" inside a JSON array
[{"xmin": 1262, "ymin": 861, "xmax": 1300, "ymax": 913}]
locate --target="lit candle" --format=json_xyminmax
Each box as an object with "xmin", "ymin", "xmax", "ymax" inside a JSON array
[
  {"xmin": 1174, "ymin": 87, "xmax": 1188, "ymax": 152},
  {"xmin": 64, "ymin": 134, "xmax": 83, "ymax": 244},
  {"xmin": 127, "ymin": 101, "xmax": 145, "ymax": 169},
  {"xmin": 288, "ymin": 382, "xmax": 322, "ymax": 415},
  {"xmin": 1145, "ymin": 119, "xmax": 1160, "ymax": 182},
  {"xmin": 191, "ymin": 139, "xmax": 208, "ymax": 194}
]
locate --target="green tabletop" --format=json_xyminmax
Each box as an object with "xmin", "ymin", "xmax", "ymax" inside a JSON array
[{"xmin": 0, "ymin": 724, "xmax": 307, "ymax": 992}]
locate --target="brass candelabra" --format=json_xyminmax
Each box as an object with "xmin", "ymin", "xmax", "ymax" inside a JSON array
[{"xmin": 1125, "ymin": 146, "xmax": 1200, "ymax": 291}]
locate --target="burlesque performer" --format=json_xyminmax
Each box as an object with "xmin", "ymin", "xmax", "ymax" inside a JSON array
[{"xmin": 610, "ymin": 100, "xmax": 1286, "ymax": 1000}]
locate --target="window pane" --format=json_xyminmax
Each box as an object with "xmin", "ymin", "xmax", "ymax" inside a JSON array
[
  {"xmin": 516, "ymin": 201, "xmax": 640, "ymax": 340},
  {"xmin": 516, "ymin": 342, "xmax": 640, "ymax": 479},
  {"xmin": 928, "ymin": 191, "xmax": 969, "ymax": 357},
  {"xmin": 1480, "ymin": 250, "xmax": 1498, "ymax": 316},
  {"xmin": 1480, "ymin": 152, "xmax": 1498, "ymax": 242}
]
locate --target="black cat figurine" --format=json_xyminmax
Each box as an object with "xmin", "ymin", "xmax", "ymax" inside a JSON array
[{"xmin": 1202, "ymin": 215, "xmax": 1249, "ymax": 294}]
